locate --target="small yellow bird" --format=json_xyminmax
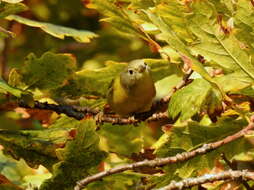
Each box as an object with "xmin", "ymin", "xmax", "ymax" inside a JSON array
[{"xmin": 107, "ymin": 60, "xmax": 156, "ymax": 116}]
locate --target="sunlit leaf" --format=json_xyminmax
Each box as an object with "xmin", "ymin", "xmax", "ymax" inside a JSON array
[
  {"xmin": 188, "ymin": 0, "xmax": 254, "ymax": 79},
  {"xmin": 154, "ymin": 117, "xmax": 252, "ymax": 187},
  {"xmin": 0, "ymin": 78, "xmax": 23, "ymax": 97},
  {"xmin": 40, "ymin": 119, "xmax": 106, "ymax": 190},
  {"xmin": 168, "ymin": 78, "xmax": 222, "ymax": 121},
  {"xmin": 6, "ymin": 15, "xmax": 98, "ymax": 43},
  {"xmin": 2, "ymin": 0, "xmax": 23, "ymax": 3}
]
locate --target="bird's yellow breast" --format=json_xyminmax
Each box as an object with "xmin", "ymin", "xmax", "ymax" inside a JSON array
[{"xmin": 108, "ymin": 73, "xmax": 155, "ymax": 115}]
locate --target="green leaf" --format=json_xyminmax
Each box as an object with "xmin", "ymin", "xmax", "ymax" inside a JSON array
[
  {"xmin": 154, "ymin": 1, "xmax": 194, "ymax": 42},
  {"xmin": 40, "ymin": 119, "xmax": 106, "ymax": 190},
  {"xmin": 215, "ymin": 71, "xmax": 254, "ymax": 93},
  {"xmin": 154, "ymin": 117, "xmax": 252, "ymax": 187},
  {"xmin": 2, "ymin": 0, "xmax": 23, "ymax": 3},
  {"xmin": 188, "ymin": 0, "xmax": 254, "ymax": 79},
  {"xmin": 0, "ymin": 2, "xmax": 27, "ymax": 18},
  {"xmin": 91, "ymin": 0, "xmax": 146, "ymax": 38},
  {"xmin": 86, "ymin": 173, "xmax": 142, "ymax": 190},
  {"xmin": 145, "ymin": 9, "xmax": 217, "ymax": 87},
  {"xmin": 0, "ymin": 126, "xmax": 75, "ymax": 170},
  {"xmin": 145, "ymin": 59, "xmax": 183, "ymax": 82},
  {"xmin": 155, "ymin": 74, "xmax": 182, "ymax": 100},
  {"xmin": 168, "ymin": 78, "xmax": 221, "ymax": 121},
  {"xmin": 98, "ymin": 123, "xmax": 144, "ymax": 156},
  {"xmin": 20, "ymin": 52, "xmax": 76, "ymax": 90},
  {"xmin": 0, "ymin": 78, "xmax": 23, "ymax": 97},
  {"xmin": 6, "ymin": 15, "xmax": 98, "ymax": 43},
  {"xmin": 234, "ymin": 0, "xmax": 254, "ymax": 50},
  {"xmin": 54, "ymin": 59, "xmax": 180, "ymax": 99},
  {"xmin": 53, "ymin": 61, "xmax": 126, "ymax": 98}
]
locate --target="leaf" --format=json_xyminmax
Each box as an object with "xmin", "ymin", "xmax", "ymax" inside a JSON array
[
  {"xmin": 6, "ymin": 15, "xmax": 98, "ymax": 43},
  {"xmin": 155, "ymin": 74, "xmax": 182, "ymax": 100},
  {"xmin": 39, "ymin": 119, "xmax": 106, "ymax": 190},
  {"xmin": 154, "ymin": 1, "xmax": 194, "ymax": 42},
  {"xmin": 188, "ymin": 0, "xmax": 254, "ymax": 79},
  {"xmin": 145, "ymin": 59, "xmax": 183, "ymax": 82},
  {"xmin": 53, "ymin": 61, "xmax": 126, "ymax": 98},
  {"xmin": 0, "ymin": 2, "xmax": 27, "ymax": 18},
  {"xmin": 233, "ymin": 0, "xmax": 254, "ymax": 50},
  {"xmin": 0, "ymin": 26, "xmax": 15, "ymax": 38},
  {"xmin": 0, "ymin": 116, "xmax": 81, "ymax": 171},
  {"xmin": 145, "ymin": 9, "xmax": 218, "ymax": 88},
  {"xmin": 168, "ymin": 78, "xmax": 221, "ymax": 121},
  {"xmin": 0, "ymin": 78, "xmax": 23, "ymax": 97},
  {"xmin": 20, "ymin": 52, "xmax": 76, "ymax": 90},
  {"xmin": 0, "ymin": 127, "xmax": 74, "ymax": 170},
  {"xmin": 98, "ymin": 123, "xmax": 144, "ymax": 156},
  {"xmin": 91, "ymin": 0, "xmax": 140, "ymax": 37},
  {"xmin": 215, "ymin": 71, "xmax": 254, "ymax": 93},
  {"xmin": 0, "ymin": 150, "xmax": 34, "ymax": 188},
  {"xmin": 2, "ymin": 0, "xmax": 23, "ymax": 3},
  {"xmin": 86, "ymin": 173, "xmax": 142, "ymax": 190},
  {"xmin": 154, "ymin": 117, "xmax": 252, "ymax": 187},
  {"xmin": 54, "ymin": 59, "xmax": 179, "ymax": 99}
]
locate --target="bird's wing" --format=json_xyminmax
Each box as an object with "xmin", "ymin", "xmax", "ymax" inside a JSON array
[{"xmin": 106, "ymin": 79, "xmax": 114, "ymax": 105}]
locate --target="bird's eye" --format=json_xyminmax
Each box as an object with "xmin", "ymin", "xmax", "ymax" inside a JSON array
[{"xmin": 128, "ymin": 69, "xmax": 133, "ymax": 75}]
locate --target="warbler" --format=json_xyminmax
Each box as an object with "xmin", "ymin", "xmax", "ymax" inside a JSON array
[{"xmin": 107, "ymin": 60, "xmax": 156, "ymax": 116}]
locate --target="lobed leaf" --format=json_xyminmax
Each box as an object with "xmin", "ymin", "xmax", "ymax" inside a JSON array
[
  {"xmin": 19, "ymin": 52, "xmax": 76, "ymax": 91},
  {"xmin": 98, "ymin": 123, "xmax": 144, "ymax": 156},
  {"xmin": 168, "ymin": 78, "xmax": 221, "ymax": 121},
  {"xmin": 188, "ymin": 0, "xmax": 254, "ymax": 79},
  {"xmin": 39, "ymin": 119, "xmax": 106, "ymax": 190},
  {"xmin": 154, "ymin": 117, "xmax": 252, "ymax": 187}
]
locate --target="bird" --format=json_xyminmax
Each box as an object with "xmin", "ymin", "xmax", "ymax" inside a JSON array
[{"xmin": 107, "ymin": 59, "xmax": 156, "ymax": 116}]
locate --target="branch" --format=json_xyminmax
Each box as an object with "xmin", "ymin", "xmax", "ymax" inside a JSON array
[
  {"xmin": 18, "ymin": 70, "xmax": 192, "ymax": 124},
  {"xmin": 156, "ymin": 170, "xmax": 254, "ymax": 190},
  {"xmin": 19, "ymin": 100, "xmax": 169, "ymax": 125},
  {"xmin": 74, "ymin": 116, "xmax": 254, "ymax": 190},
  {"xmin": 19, "ymin": 101, "xmax": 85, "ymax": 120},
  {"xmin": 221, "ymin": 153, "xmax": 252, "ymax": 190}
]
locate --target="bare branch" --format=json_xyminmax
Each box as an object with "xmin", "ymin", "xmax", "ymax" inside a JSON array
[
  {"xmin": 221, "ymin": 153, "xmax": 252, "ymax": 190},
  {"xmin": 74, "ymin": 117, "xmax": 254, "ymax": 190},
  {"xmin": 156, "ymin": 170, "xmax": 254, "ymax": 190},
  {"xmin": 19, "ymin": 101, "xmax": 85, "ymax": 120}
]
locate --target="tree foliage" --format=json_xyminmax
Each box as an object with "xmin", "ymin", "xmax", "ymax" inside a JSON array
[{"xmin": 0, "ymin": 0, "xmax": 254, "ymax": 190}]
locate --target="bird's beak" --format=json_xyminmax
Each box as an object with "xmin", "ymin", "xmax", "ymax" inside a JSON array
[{"xmin": 138, "ymin": 64, "xmax": 146, "ymax": 73}]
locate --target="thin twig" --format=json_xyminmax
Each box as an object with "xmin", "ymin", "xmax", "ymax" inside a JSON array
[
  {"xmin": 156, "ymin": 170, "xmax": 254, "ymax": 190},
  {"xmin": 221, "ymin": 153, "xmax": 252, "ymax": 190},
  {"xmin": 74, "ymin": 116, "xmax": 254, "ymax": 190}
]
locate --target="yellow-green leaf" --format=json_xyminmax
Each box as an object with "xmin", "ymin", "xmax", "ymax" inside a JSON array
[{"xmin": 6, "ymin": 15, "xmax": 98, "ymax": 43}]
